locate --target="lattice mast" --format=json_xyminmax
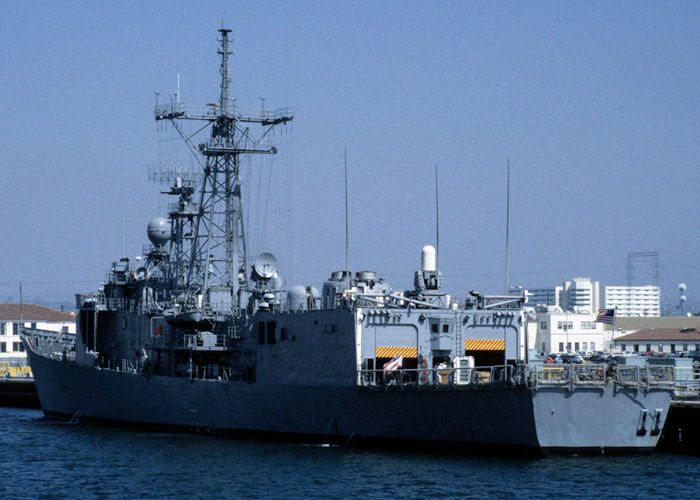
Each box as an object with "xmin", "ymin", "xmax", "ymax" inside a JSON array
[{"xmin": 154, "ymin": 28, "xmax": 293, "ymax": 309}]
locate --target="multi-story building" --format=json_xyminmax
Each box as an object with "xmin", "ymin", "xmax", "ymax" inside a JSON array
[
  {"xmin": 533, "ymin": 306, "xmax": 613, "ymax": 355},
  {"xmin": 526, "ymin": 277, "xmax": 601, "ymax": 314},
  {"xmin": 604, "ymin": 285, "xmax": 661, "ymax": 317},
  {"xmin": 0, "ymin": 303, "xmax": 76, "ymax": 364},
  {"xmin": 560, "ymin": 277, "xmax": 601, "ymax": 313},
  {"xmin": 526, "ymin": 287, "xmax": 561, "ymax": 308}
]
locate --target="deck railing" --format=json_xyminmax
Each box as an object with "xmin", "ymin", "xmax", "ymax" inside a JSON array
[
  {"xmin": 357, "ymin": 363, "xmax": 696, "ymax": 394},
  {"xmin": 357, "ymin": 364, "xmax": 518, "ymax": 389}
]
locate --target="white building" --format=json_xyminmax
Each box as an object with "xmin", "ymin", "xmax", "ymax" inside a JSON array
[
  {"xmin": 560, "ymin": 277, "xmax": 601, "ymax": 313},
  {"xmin": 534, "ymin": 307, "xmax": 613, "ymax": 355},
  {"xmin": 612, "ymin": 328, "xmax": 700, "ymax": 354},
  {"xmin": 0, "ymin": 304, "xmax": 76, "ymax": 364},
  {"xmin": 526, "ymin": 277, "xmax": 601, "ymax": 314},
  {"xmin": 605, "ymin": 285, "xmax": 661, "ymax": 317}
]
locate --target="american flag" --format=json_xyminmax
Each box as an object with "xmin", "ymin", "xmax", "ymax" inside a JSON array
[
  {"xmin": 596, "ymin": 308, "xmax": 615, "ymax": 324},
  {"xmin": 383, "ymin": 356, "xmax": 403, "ymax": 373}
]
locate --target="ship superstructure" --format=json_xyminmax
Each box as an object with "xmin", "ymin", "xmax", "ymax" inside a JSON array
[{"xmin": 26, "ymin": 28, "xmax": 676, "ymax": 454}]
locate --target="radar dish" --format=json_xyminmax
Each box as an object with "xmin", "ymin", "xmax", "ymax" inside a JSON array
[
  {"xmin": 253, "ymin": 253, "xmax": 278, "ymax": 279},
  {"xmin": 134, "ymin": 267, "xmax": 150, "ymax": 281}
]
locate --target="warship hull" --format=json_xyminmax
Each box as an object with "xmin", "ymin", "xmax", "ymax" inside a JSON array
[
  {"xmin": 27, "ymin": 346, "xmax": 671, "ymax": 454},
  {"xmin": 27, "ymin": 28, "xmax": 675, "ymax": 456}
]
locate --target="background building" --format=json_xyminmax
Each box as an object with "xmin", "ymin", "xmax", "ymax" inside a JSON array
[
  {"xmin": 561, "ymin": 278, "xmax": 601, "ymax": 313},
  {"xmin": 612, "ymin": 328, "xmax": 700, "ymax": 354},
  {"xmin": 533, "ymin": 306, "xmax": 613, "ymax": 355},
  {"xmin": 605, "ymin": 285, "xmax": 661, "ymax": 317},
  {"xmin": 526, "ymin": 287, "xmax": 561, "ymax": 308},
  {"xmin": 0, "ymin": 304, "xmax": 76, "ymax": 364},
  {"xmin": 526, "ymin": 278, "xmax": 601, "ymax": 314}
]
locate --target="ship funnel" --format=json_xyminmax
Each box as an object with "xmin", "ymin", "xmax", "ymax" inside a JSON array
[{"xmin": 421, "ymin": 245, "xmax": 436, "ymax": 272}]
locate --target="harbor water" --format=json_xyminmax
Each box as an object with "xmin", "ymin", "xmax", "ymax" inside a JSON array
[{"xmin": 1, "ymin": 408, "xmax": 698, "ymax": 499}]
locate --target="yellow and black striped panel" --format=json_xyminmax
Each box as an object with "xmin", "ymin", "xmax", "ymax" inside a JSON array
[
  {"xmin": 375, "ymin": 346, "xmax": 418, "ymax": 358},
  {"xmin": 464, "ymin": 339, "xmax": 505, "ymax": 351}
]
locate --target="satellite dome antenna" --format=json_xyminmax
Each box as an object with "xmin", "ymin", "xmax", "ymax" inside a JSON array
[{"xmin": 679, "ymin": 283, "xmax": 687, "ymax": 315}]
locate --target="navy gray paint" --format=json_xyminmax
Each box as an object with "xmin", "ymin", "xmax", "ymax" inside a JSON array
[{"xmin": 25, "ymin": 28, "xmax": 674, "ymax": 454}]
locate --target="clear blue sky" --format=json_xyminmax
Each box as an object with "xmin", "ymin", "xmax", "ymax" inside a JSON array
[{"xmin": 1, "ymin": 1, "xmax": 698, "ymax": 311}]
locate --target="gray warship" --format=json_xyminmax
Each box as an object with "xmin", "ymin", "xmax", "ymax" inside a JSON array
[{"xmin": 26, "ymin": 29, "xmax": 675, "ymax": 454}]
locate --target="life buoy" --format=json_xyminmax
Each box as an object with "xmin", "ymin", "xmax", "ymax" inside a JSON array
[{"xmin": 420, "ymin": 357, "xmax": 428, "ymax": 384}]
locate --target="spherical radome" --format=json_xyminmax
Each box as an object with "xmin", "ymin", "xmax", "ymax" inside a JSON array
[{"xmin": 147, "ymin": 217, "xmax": 172, "ymax": 246}]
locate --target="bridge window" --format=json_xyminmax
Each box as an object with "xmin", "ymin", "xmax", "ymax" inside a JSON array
[
  {"xmin": 258, "ymin": 322, "xmax": 265, "ymax": 344},
  {"xmin": 267, "ymin": 322, "xmax": 276, "ymax": 345},
  {"xmin": 258, "ymin": 321, "xmax": 277, "ymax": 345}
]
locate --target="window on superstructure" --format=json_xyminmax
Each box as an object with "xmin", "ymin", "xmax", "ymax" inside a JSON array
[
  {"xmin": 431, "ymin": 323, "xmax": 438, "ymax": 334},
  {"xmin": 258, "ymin": 322, "xmax": 265, "ymax": 345},
  {"xmin": 559, "ymin": 342, "xmax": 564, "ymax": 352},
  {"xmin": 266, "ymin": 321, "xmax": 276, "ymax": 345},
  {"xmin": 670, "ymin": 344, "xmax": 675, "ymax": 353},
  {"xmin": 442, "ymin": 324, "xmax": 450, "ymax": 333},
  {"xmin": 634, "ymin": 344, "xmax": 639, "ymax": 352}
]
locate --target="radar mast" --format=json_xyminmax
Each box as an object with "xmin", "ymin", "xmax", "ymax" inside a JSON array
[{"xmin": 154, "ymin": 28, "xmax": 293, "ymax": 312}]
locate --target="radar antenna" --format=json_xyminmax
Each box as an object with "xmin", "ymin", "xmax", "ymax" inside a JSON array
[{"xmin": 154, "ymin": 28, "xmax": 293, "ymax": 310}]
